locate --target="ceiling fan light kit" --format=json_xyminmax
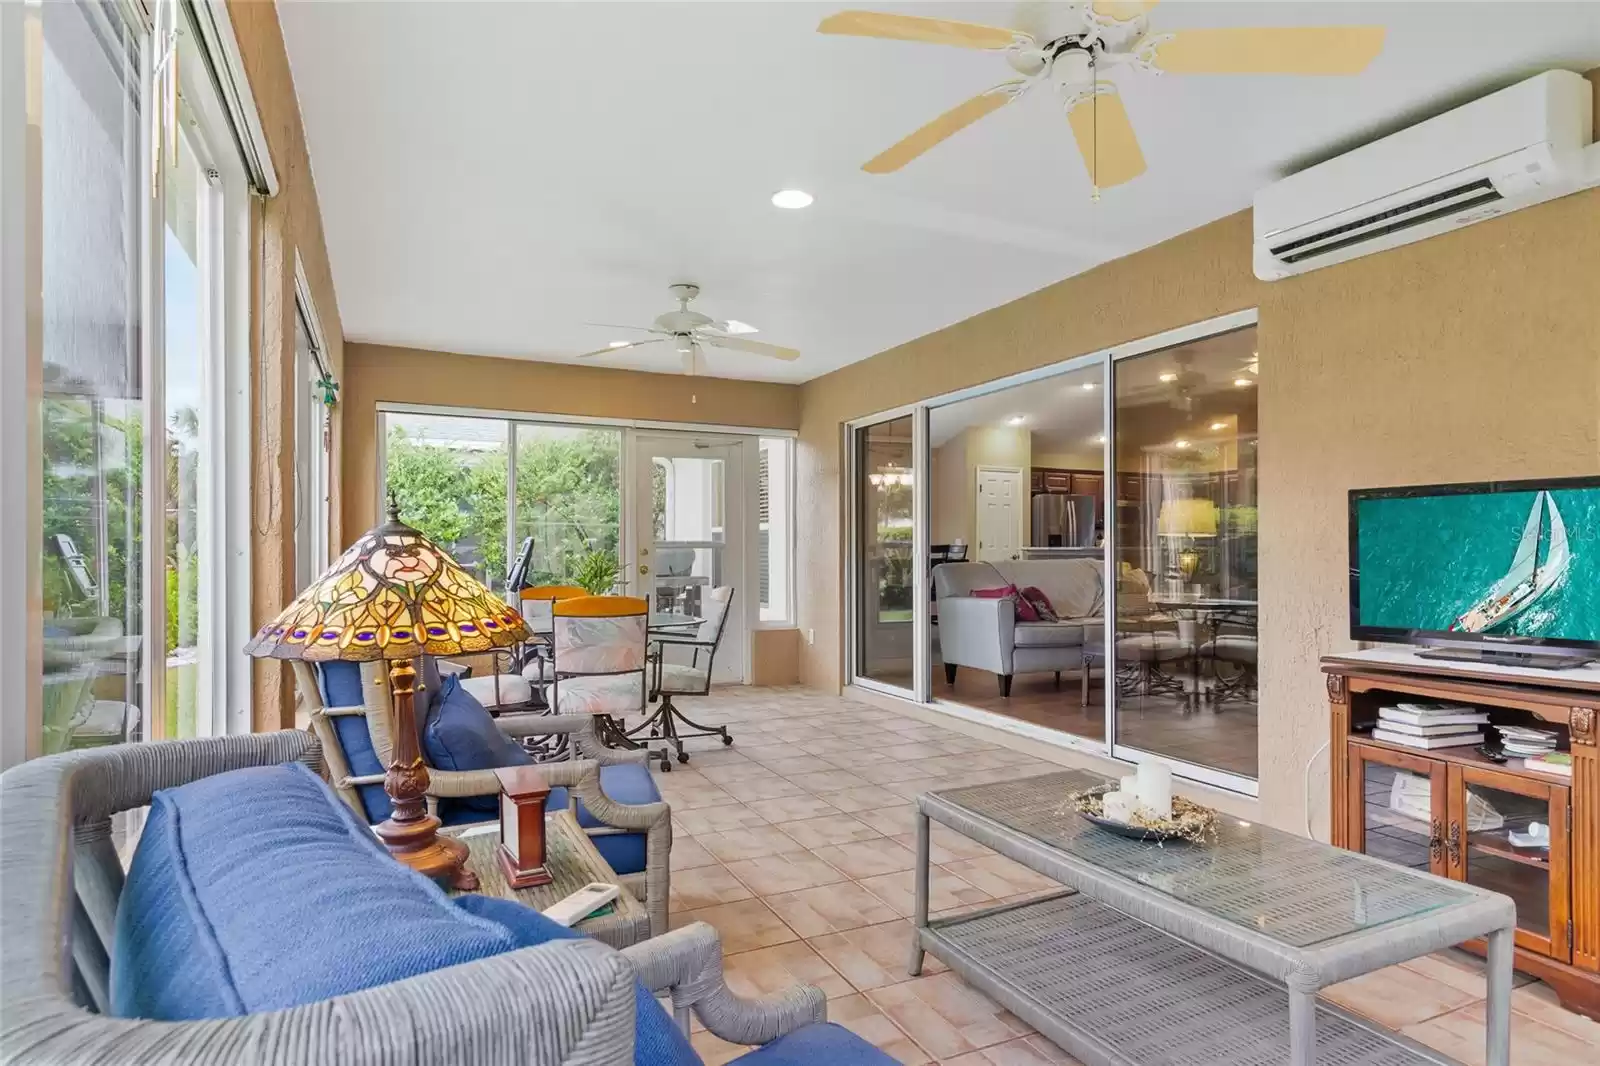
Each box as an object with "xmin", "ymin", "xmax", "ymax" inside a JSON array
[{"xmin": 819, "ymin": 3, "xmax": 1387, "ymax": 195}]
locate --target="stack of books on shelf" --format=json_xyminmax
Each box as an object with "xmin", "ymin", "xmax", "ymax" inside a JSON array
[
  {"xmin": 1371, "ymin": 702, "xmax": 1489, "ymax": 750},
  {"xmin": 1495, "ymin": 725, "xmax": 1564, "ymax": 773}
]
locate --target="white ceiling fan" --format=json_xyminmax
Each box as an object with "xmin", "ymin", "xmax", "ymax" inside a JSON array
[
  {"xmin": 578, "ymin": 283, "xmax": 800, "ymax": 375},
  {"xmin": 820, "ymin": 2, "xmax": 1386, "ymax": 196}
]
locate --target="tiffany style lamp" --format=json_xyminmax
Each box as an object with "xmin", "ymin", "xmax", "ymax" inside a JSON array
[{"xmin": 245, "ymin": 496, "xmax": 529, "ymax": 889}]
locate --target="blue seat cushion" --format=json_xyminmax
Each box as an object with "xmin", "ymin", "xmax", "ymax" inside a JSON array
[
  {"xmin": 317, "ymin": 661, "xmax": 391, "ymax": 822},
  {"xmin": 110, "ymin": 762, "xmax": 519, "ymax": 1019},
  {"xmin": 422, "ymin": 675, "xmax": 531, "ymax": 813},
  {"xmin": 551, "ymin": 761, "xmax": 658, "ymax": 876},
  {"xmin": 730, "ymin": 1022, "xmax": 901, "ymax": 1066},
  {"xmin": 315, "ymin": 659, "xmax": 447, "ymax": 823},
  {"xmin": 456, "ymin": 895, "xmax": 699, "ymax": 1066}
]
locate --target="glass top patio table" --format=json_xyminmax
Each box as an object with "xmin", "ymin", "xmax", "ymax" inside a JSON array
[
  {"xmin": 648, "ymin": 612, "xmax": 701, "ymax": 632},
  {"xmin": 927, "ymin": 770, "xmax": 1479, "ymax": 949}
]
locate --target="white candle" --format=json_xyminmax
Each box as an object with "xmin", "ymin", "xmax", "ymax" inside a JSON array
[
  {"xmin": 1136, "ymin": 761, "xmax": 1173, "ymax": 821},
  {"xmin": 1100, "ymin": 790, "xmax": 1136, "ymax": 824},
  {"xmin": 1120, "ymin": 774, "xmax": 1140, "ymax": 797}
]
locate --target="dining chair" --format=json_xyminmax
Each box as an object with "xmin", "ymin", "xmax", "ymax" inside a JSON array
[
  {"xmin": 546, "ymin": 595, "xmax": 650, "ymax": 751},
  {"xmin": 634, "ymin": 585, "xmax": 735, "ymax": 772},
  {"xmin": 516, "ymin": 584, "xmax": 589, "ymax": 690}
]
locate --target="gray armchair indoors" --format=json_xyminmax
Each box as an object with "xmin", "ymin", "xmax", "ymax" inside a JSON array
[{"xmin": 933, "ymin": 559, "xmax": 1103, "ymax": 697}]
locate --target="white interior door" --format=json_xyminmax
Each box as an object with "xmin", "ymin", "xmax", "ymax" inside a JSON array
[
  {"xmin": 976, "ymin": 467, "xmax": 1023, "ymax": 562},
  {"xmin": 630, "ymin": 434, "xmax": 747, "ymax": 683}
]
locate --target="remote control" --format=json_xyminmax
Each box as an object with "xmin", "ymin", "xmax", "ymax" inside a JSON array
[{"xmin": 542, "ymin": 883, "xmax": 620, "ymax": 927}]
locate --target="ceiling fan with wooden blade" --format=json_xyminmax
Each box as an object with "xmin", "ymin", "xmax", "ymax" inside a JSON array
[
  {"xmin": 576, "ymin": 283, "xmax": 799, "ymax": 374},
  {"xmin": 820, "ymin": 2, "xmax": 1385, "ymax": 195}
]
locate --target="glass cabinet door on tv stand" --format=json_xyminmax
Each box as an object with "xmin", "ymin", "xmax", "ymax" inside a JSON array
[
  {"xmin": 1347, "ymin": 741, "xmax": 1450, "ymax": 878},
  {"xmin": 1448, "ymin": 763, "xmax": 1571, "ymax": 961}
]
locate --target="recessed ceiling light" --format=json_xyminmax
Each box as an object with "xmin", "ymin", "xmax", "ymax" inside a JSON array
[
  {"xmin": 1007, "ymin": 415, "xmax": 1026, "ymax": 426},
  {"xmin": 1159, "ymin": 372, "xmax": 1178, "ymax": 383},
  {"xmin": 1173, "ymin": 439, "xmax": 1191, "ymax": 449},
  {"xmin": 723, "ymin": 319, "xmax": 759, "ymax": 335},
  {"xmin": 608, "ymin": 341, "xmax": 630, "ymax": 349},
  {"xmin": 771, "ymin": 189, "xmax": 813, "ymax": 209},
  {"xmin": 1233, "ymin": 378, "xmax": 1252, "ymax": 387},
  {"xmin": 1080, "ymin": 382, "xmax": 1096, "ymax": 391},
  {"xmin": 1093, "ymin": 434, "xmax": 1107, "ymax": 444},
  {"xmin": 1209, "ymin": 421, "xmax": 1227, "ymax": 431}
]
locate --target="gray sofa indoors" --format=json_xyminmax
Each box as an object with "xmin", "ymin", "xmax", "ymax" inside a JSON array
[{"xmin": 933, "ymin": 559, "xmax": 1103, "ymax": 697}]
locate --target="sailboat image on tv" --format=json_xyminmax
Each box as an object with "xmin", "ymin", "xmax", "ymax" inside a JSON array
[{"xmin": 1451, "ymin": 491, "xmax": 1571, "ymax": 634}]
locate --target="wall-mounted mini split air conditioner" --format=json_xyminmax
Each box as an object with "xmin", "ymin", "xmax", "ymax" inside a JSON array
[{"xmin": 1253, "ymin": 71, "xmax": 1598, "ymax": 280}]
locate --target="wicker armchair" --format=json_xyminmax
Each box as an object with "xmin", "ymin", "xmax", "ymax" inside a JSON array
[
  {"xmin": 0, "ymin": 734, "xmax": 842, "ymax": 1066},
  {"xmin": 295, "ymin": 660, "xmax": 670, "ymax": 938}
]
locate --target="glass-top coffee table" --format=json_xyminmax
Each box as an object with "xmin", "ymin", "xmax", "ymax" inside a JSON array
[{"xmin": 913, "ymin": 770, "xmax": 1515, "ymax": 1066}]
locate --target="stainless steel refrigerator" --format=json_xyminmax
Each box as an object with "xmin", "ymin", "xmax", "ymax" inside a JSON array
[{"xmin": 1031, "ymin": 493, "xmax": 1097, "ymax": 548}]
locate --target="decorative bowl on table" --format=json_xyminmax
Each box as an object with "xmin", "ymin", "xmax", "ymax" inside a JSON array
[{"xmin": 1070, "ymin": 785, "xmax": 1219, "ymax": 844}]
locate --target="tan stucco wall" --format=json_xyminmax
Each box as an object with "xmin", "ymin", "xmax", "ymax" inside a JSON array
[
  {"xmin": 751, "ymin": 628, "xmax": 801, "ymax": 686},
  {"xmin": 340, "ymin": 343, "xmax": 801, "ymax": 537},
  {"xmin": 229, "ymin": 1, "xmax": 345, "ymax": 730},
  {"xmin": 797, "ymin": 189, "xmax": 1600, "ymax": 835}
]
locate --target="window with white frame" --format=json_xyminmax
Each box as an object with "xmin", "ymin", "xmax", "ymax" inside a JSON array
[
  {"xmin": 8, "ymin": 0, "xmax": 255, "ymax": 763},
  {"xmin": 758, "ymin": 438, "xmax": 793, "ymax": 625}
]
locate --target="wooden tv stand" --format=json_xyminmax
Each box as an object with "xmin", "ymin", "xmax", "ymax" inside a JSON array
[{"xmin": 1324, "ymin": 648, "xmax": 1600, "ymax": 1021}]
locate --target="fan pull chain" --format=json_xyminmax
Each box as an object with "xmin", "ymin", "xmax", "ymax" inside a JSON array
[{"xmin": 1091, "ymin": 59, "xmax": 1101, "ymax": 203}]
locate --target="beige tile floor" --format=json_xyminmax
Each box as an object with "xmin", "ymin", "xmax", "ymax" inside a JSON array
[{"xmin": 626, "ymin": 687, "xmax": 1600, "ymax": 1066}]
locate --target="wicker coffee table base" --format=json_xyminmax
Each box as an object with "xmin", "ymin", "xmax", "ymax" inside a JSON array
[
  {"xmin": 919, "ymin": 892, "xmax": 1455, "ymax": 1066},
  {"xmin": 910, "ymin": 780, "xmax": 1514, "ymax": 1066}
]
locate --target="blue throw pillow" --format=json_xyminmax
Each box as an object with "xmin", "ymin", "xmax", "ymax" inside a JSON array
[
  {"xmin": 423, "ymin": 675, "xmax": 532, "ymax": 813},
  {"xmin": 110, "ymin": 762, "xmax": 518, "ymax": 1020},
  {"xmin": 455, "ymin": 895, "xmax": 700, "ymax": 1066}
]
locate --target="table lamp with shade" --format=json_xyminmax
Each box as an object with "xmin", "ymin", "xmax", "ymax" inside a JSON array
[
  {"xmin": 244, "ymin": 495, "xmax": 530, "ymax": 890},
  {"xmin": 1156, "ymin": 498, "xmax": 1218, "ymax": 584}
]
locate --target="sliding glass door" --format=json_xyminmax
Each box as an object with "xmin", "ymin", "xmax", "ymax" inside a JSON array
[
  {"xmin": 1110, "ymin": 326, "xmax": 1259, "ymax": 783},
  {"xmin": 924, "ymin": 361, "xmax": 1107, "ymax": 739},
  {"xmin": 18, "ymin": 0, "xmax": 252, "ymax": 759},
  {"xmin": 850, "ymin": 415, "xmax": 917, "ymax": 693},
  {"xmin": 845, "ymin": 313, "xmax": 1260, "ymax": 794}
]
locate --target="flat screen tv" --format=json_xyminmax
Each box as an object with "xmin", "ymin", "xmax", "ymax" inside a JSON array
[{"xmin": 1349, "ymin": 476, "xmax": 1600, "ymax": 667}]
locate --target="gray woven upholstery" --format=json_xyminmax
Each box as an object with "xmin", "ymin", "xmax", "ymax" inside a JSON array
[
  {"xmin": 0, "ymin": 734, "xmax": 642, "ymax": 1066},
  {"xmin": 298, "ymin": 661, "xmax": 671, "ymax": 937},
  {"xmin": 622, "ymin": 923, "xmax": 826, "ymax": 1043}
]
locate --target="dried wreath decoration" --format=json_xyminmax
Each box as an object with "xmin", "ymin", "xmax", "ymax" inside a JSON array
[{"xmin": 1068, "ymin": 784, "xmax": 1220, "ymax": 845}]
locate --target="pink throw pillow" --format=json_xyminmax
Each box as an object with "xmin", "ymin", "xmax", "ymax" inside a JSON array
[
  {"xmin": 972, "ymin": 585, "xmax": 1038, "ymax": 622},
  {"xmin": 1019, "ymin": 586, "xmax": 1059, "ymax": 623}
]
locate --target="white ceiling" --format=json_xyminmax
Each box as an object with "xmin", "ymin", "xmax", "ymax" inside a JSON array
[{"xmin": 279, "ymin": 2, "xmax": 1600, "ymax": 384}]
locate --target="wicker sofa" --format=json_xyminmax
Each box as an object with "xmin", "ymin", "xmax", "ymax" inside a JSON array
[{"xmin": 0, "ymin": 732, "xmax": 896, "ymax": 1066}]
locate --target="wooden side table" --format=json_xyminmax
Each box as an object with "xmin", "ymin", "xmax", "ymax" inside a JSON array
[{"xmin": 442, "ymin": 811, "xmax": 649, "ymax": 949}]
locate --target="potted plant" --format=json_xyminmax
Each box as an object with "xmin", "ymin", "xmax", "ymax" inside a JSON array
[{"xmin": 571, "ymin": 550, "xmax": 621, "ymax": 596}]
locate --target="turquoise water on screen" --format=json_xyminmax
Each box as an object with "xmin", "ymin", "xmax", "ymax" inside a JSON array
[{"xmin": 1357, "ymin": 487, "xmax": 1600, "ymax": 642}]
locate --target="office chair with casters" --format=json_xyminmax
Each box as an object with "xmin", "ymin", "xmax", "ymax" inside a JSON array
[{"xmin": 631, "ymin": 586, "xmax": 734, "ymax": 772}]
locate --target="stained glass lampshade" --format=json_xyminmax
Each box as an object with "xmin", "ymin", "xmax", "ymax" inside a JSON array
[
  {"xmin": 245, "ymin": 503, "xmax": 529, "ymax": 662},
  {"xmin": 245, "ymin": 499, "xmax": 529, "ymax": 890}
]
